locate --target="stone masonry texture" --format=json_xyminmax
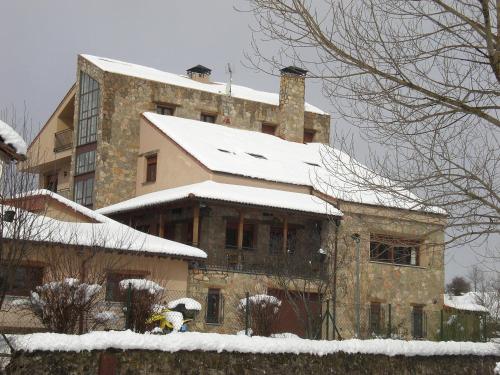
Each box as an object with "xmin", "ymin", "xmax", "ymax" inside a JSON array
[{"xmin": 7, "ymin": 349, "xmax": 498, "ymax": 375}]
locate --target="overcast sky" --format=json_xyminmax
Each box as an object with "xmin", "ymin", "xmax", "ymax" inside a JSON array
[{"xmin": 0, "ymin": 0, "xmax": 482, "ymax": 283}]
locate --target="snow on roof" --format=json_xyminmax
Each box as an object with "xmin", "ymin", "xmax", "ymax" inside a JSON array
[
  {"xmin": 97, "ymin": 180, "xmax": 341, "ymax": 217},
  {"xmin": 10, "ymin": 331, "xmax": 499, "ymax": 357},
  {"xmin": 444, "ymin": 293, "xmax": 489, "ymax": 313},
  {"xmin": 0, "ymin": 119, "xmax": 27, "ymax": 156},
  {"xmin": 143, "ymin": 113, "xmax": 443, "ymax": 214},
  {"xmin": 2, "ymin": 194, "xmax": 207, "ymax": 260},
  {"xmin": 81, "ymin": 54, "xmax": 326, "ymax": 115}
]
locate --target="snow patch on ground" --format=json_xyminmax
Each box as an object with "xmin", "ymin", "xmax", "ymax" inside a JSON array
[{"xmin": 9, "ymin": 331, "xmax": 499, "ymax": 357}]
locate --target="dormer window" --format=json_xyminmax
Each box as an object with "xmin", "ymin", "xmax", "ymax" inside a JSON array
[
  {"xmin": 201, "ymin": 113, "xmax": 216, "ymax": 123},
  {"xmin": 247, "ymin": 153, "xmax": 267, "ymax": 160},
  {"xmin": 156, "ymin": 105, "xmax": 174, "ymax": 116}
]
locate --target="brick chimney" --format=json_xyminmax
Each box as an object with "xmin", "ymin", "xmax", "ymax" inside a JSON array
[
  {"xmin": 278, "ymin": 66, "xmax": 307, "ymax": 142},
  {"xmin": 187, "ymin": 65, "xmax": 212, "ymax": 83}
]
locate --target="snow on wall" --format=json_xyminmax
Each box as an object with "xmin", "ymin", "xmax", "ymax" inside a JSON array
[
  {"xmin": 97, "ymin": 180, "xmax": 341, "ymax": 217},
  {"xmin": 81, "ymin": 55, "xmax": 326, "ymax": 115},
  {"xmin": 10, "ymin": 331, "xmax": 499, "ymax": 357},
  {"xmin": 141, "ymin": 112, "xmax": 444, "ymax": 214},
  {"xmin": 0, "ymin": 119, "xmax": 27, "ymax": 156}
]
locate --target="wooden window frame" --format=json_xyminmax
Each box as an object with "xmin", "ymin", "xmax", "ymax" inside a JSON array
[
  {"xmin": 145, "ymin": 154, "xmax": 157, "ymax": 183},
  {"xmin": 74, "ymin": 172, "xmax": 95, "ymax": 208},
  {"xmin": 369, "ymin": 234, "xmax": 420, "ymax": 266},
  {"xmin": 206, "ymin": 288, "xmax": 223, "ymax": 324},
  {"xmin": 156, "ymin": 105, "xmax": 175, "ymax": 116},
  {"xmin": 0, "ymin": 264, "xmax": 44, "ymax": 297}
]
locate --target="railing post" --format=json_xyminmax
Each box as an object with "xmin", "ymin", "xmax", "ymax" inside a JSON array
[
  {"xmin": 245, "ymin": 292, "xmax": 250, "ymax": 336},
  {"xmin": 387, "ymin": 304, "xmax": 392, "ymax": 338},
  {"xmin": 440, "ymin": 309, "xmax": 444, "ymax": 341},
  {"xmin": 125, "ymin": 282, "xmax": 132, "ymax": 330}
]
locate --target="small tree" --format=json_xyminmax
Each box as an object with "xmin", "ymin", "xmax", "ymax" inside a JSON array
[
  {"xmin": 238, "ymin": 294, "xmax": 282, "ymax": 337},
  {"xmin": 120, "ymin": 279, "xmax": 164, "ymax": 333},
  {"xmin": 446, "ymin": 277, "xmax": 471, "ymax": 296}
]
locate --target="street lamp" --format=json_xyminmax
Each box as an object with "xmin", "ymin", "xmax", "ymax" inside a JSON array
[{"xmin": 351, "ymin": 233, "xmax": 361, "ymax": 338}]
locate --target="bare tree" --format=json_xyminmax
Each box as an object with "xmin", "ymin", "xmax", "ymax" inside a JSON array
[
  {"xmin": 242, "ymin": 0, "xmax": 499, "ymax": 249},
  {"xmin": 237, "ymin": 294, "xmax": 282, "ymax": 337}
]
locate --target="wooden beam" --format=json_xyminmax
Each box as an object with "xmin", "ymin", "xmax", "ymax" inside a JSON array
[
  {"xmin": 282, "ymin": 216, "xmax": 288, "ymax": 253},
  {"xmin": 192, "ymin": 204, "xmax": 200, "ymax": 246},
  {"xmin": 237, "ymin": 211, "xmax": 244, "ymax": 250},
  {"xmin": 158, "ymin": 213, "xmax": 165, "ymax": 238}
]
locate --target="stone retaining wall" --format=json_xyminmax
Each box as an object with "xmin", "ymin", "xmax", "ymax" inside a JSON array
[{"xmin": 7, "ymin": 349, "xmax": 498, "ymax": 375}]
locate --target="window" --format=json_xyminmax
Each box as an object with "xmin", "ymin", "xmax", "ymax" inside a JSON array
[
  {"xmin": 45, "ymin": 173, "xmax": 58, "ymax": 192},
  {"xmin": 105, "ymin": 273, "xmax": 144, "ymax": 302},
  {"xmin": 412, "ymin": 306, "xmax": 426, "ymax": 339},
  {"xmin": 156, "ymin": 105, "xmax": 174, "ymax": 116},
  {"xmin": 370, "ymin": 235, "xmax": 420, "ymax": 266},
  {"xmin": 145, "ymin": 154, "xmax": 157, "ymax": 183},
  {"xmin": 303, "ymin": 129, "xmax": 315, "ymax": 143},
  {"xmin": 286, "ymin": 228, "xmax": 297, "ymax": 254},
  {"xmin": 269, "ymin": 226, "xmax": 283, "ymax": 254},
  {"xmin": 242, "ymin": 223, "xmax": 256, "ymax": 250},
  {"xmin": 206, "ymin": 288, "xmax": 223, "ymax": 324},
  {"xmin": 261, "ymin": 123, "xmax": 276, "ymax": 135},
  {"xmin": 369, "ymin": 302, "xmax": 383, "ymax": 335},
  {"xmin": 74, "ymin": 175, "xmax": 94, "ymax": 207},
  {"xmin": 201, "ymin": 113, "xmax": 216, "ymax": 123},
  {"xmin": 75, "ymin": 150, "xmax": 96, "ymax": 175},
  {"xmin": 0, "ymin": 265, "xmax": 43, "ymax": 297},
  {"xmin": 77, "ymin": 72, "xmax": 100, "ymax": 146},
  {"xmin": 225, "ymin": 221, "xmax": 238, "ymax": 249}
]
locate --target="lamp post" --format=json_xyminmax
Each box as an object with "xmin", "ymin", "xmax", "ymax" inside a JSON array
[{"xmin": 351, "ymin": 233, "xmax": 361, "ymax": 338}]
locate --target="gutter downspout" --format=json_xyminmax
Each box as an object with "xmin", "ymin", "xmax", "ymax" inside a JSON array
[{"xmin": 332, "ymin": 201, "xmax": 341, "ymax": 340}]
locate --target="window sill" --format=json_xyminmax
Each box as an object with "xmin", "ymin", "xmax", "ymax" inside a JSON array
[
  {"xmin": 369, "ymin": 260, "xmax": 425, "ymax": 269},
  {"xmin": 205, "ymin": 322, "xmax": 222, "ymax": 326},
  {"xmin": 142, "ymin": 181, "xmax": 156, "ymax": 186}
]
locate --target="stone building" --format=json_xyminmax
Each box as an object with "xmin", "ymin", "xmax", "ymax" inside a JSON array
[{"xmin": 27, "ymin": 54, "xmax": 446, "ymax": 339}]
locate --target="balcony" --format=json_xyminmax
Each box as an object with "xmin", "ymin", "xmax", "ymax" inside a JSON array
[{"xmin": 53, "ymin": 129, "xmax": 73, "ymax": 153}]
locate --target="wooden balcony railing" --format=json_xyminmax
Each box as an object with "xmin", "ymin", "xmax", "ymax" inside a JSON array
[{"xmin": 53, "ymin": 129, "xmax": 73, "ymax": 153}]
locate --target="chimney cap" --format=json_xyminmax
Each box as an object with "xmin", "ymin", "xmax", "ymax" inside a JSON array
[
  {"xmin": 187, "ymin": 65, "xmax": 212, "ymax": 75},
  {"xmin": 280, "ymin": 66, "xmax": 308, "ymax": 76}
]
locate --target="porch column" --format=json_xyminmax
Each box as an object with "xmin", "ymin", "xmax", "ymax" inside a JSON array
[
  {"xmin": 237, "ymin": 211, "xmax": 244, "ymax": 250},
  {"xmin": 158, "ymin": 213, "xmax": 165, "ymax": 238},
  {"xmin": 192, "ymin": 204, "xmax": 200, "ymax": 247},
  {"xmin": 282, "ymin": 216, "xmax": 288, "ymax": 253}
]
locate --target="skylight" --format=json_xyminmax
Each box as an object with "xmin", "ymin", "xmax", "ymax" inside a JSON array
[{"xmin": 246, "ymin": 153, "xmax": 267, "ymax": 160}]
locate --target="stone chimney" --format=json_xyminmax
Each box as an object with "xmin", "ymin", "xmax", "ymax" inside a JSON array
[
  {"xmin": 187, "ymin": 65, "xmax": 212, "ymax": 83},
  {"xmin": 278, "ymin": 66, "xmax": 307, "ymax": 142}
]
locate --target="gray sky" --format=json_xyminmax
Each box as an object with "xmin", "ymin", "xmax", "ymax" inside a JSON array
[{"xmin": 0, "ymin": 0, "xmax": 482, "ymax": 283}]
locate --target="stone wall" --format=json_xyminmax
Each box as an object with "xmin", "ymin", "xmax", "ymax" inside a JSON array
[{"xmin": 7, "ymin": 349, "xmax": 498, "ymax": 375}]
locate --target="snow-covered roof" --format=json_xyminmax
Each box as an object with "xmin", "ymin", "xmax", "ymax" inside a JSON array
[
  {"xmin": 81, "ymin": 54, "xmax": 326, "ymax": 115},
  {"xmin": 97, "ymin": 180, "xmax": 342, "ymax": 217},
  {"xmin": 2, "ymin": 193, "xmax": 207, "ymax": 260},
  {"xmin": 143, "ymin": 112, "xmax": 444, "ymax": 214},
  {"xmin": 444, "ymin": 293, "xmax": 489, "ymax": 313},
  {"xmin": 10, "ymin": 331, "xmax": 499, "ymax": 357},
  {"xmin": 0, "ymin": 119, "xmax": 27, "ymax": 157}
]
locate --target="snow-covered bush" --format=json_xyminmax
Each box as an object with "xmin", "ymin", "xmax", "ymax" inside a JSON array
[
  {"xmin": 27, "ymin": 278, "xmax": 102, "ymax": 334},
  {"xmin": 119, "ymin": 279, "xmax": 164, "ymax": 333},
  {"xmin": 168, "ymin": 297, "xmax": 201, "ymax": 319},
  {"xmin": 238, "ymin": 294, "xmax": 282, "ymax": 337}
]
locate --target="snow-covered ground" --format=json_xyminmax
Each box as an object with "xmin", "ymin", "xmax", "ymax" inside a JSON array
[{"xmin": 9, "ymin": 331, "xmax": 499, "ymax": 357}]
